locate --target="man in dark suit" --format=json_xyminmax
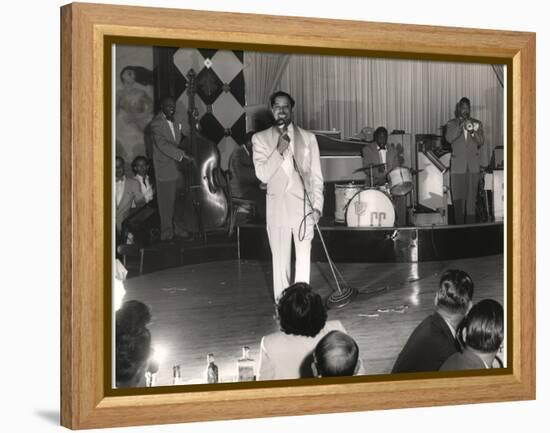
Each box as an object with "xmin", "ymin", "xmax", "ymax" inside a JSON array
[
  {"xmin": 391, "ymin": 269, "xmax": 474, "ymax": 374},
  {"xmin": 115, "ymin": 156, "xmax": 145, "ymax": 242},
  {"xmin": 150, "ymin": 96, "xmax": 193, "ymax": 241},
  {"xmin": 361, "ymin": 126, "xmax": 406, "ymax": 225},
  {"xmin": 445, "ymin": 97, "xmax": 485, "ymax": 224}
]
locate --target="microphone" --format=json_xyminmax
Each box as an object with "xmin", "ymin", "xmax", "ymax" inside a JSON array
[
  {"xmin": 276, "ymin": 120, "xmax": 291, "ymax": 159},
  {"xmin": 277, "ymin": 121, "xmax": 290, "ymax": 141}
]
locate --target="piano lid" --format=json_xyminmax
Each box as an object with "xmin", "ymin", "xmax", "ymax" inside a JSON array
[{"xmin": 314, "ymin": 133, "xmax": 364, "ymax": 157}]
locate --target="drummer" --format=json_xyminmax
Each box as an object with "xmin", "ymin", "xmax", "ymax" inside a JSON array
[{"xmin": 361, "ymin": 126, "xmax": 407, "ymax": 226}]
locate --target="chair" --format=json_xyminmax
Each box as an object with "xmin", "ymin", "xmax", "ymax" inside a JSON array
[{"xmin": 224, "ymin": 168, "xmax": 259, "ymax": 237}]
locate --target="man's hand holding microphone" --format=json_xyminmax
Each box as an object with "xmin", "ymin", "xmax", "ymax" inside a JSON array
[{"xmin": 277, "ymin": 124, "xmax": 291, "ymax": 156}]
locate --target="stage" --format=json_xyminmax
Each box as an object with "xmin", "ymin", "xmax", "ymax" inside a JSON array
[
  {"xmin": 121, "ymin": 254, "xmax": 504, "ymax": 386},
  {"xmin": 238, "ymin": 221, "xmax": 504, "ymax": 262}
]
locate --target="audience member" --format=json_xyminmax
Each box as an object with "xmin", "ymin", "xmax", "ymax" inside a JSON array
[
  {"xmin": 312, "ymin": 330, "xmax": 361, "ymax": 377},
  {"xmin": 123, "ymin": 155, "xmax": 160, "ymax": 246},
  {"xmin": 392, "ymin": 269, "xmax": 474, "ymax": 373},
  {"xmin": 257, "ymin": 283, "xmax": 346, "ymax": 381},
  {"xmin": 115, "ymin": 300, "xmax": 153, "ymax": 388},
  {"xmin": 115, "ymin": 156, "xmax": 145, "ymax": 241},
  {"xmin": 116, "ymin": 327, "xmax": 151, "ymax": 388},
  {"xmin": 116, "ymin": 299, "xmax": 152, "ymax": 335},
  {"xmin": 132, "ymin": 156, "xmax": 154, "ymax": 203},
  {"xmin": 440, "ymin": 299, "xmax": 504, "ymax": 371}
]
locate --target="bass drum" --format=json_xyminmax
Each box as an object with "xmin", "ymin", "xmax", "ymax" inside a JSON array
[
  {"xmin": 345, "ymin": 189, "xmax": 395, "ymax": 227},
  {"xmin": 334, "ymin": 182, "xmax": 363, "ymax": 223}
]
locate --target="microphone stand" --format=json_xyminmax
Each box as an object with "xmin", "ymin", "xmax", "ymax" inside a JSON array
[{"xmin": 282, "ymin": 126, "xmax": 357, "ymax": 309}]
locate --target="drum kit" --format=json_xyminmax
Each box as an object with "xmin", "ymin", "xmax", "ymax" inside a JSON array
[{"xmin": 335, "ymin": 163, "xmax": 415, "ymax": 227}]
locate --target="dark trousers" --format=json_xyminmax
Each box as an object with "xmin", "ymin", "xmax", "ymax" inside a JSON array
[
  {"xmin": 392, "ymin": 194, "xmax": 408, "ymax": 227},
  {"xmin": 451, "ymin": 170, "xmax": 479, "ymax": 224},
  {"xmin": 156, "ymin": 179, "xmax": 177, "ymax": 240}
]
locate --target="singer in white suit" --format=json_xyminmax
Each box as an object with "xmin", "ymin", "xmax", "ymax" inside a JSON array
[{"xmin": 252, "ymin": 91, "xmax": 324, "ymax": 301}]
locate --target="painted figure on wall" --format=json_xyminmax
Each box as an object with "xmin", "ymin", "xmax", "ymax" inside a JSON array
[{"xmin": 116, "ymin": 66, "xmax": 154, "ymax": 164}]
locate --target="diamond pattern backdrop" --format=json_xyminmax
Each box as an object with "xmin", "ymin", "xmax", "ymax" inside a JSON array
[{"xmin": 155, "ymin": 47, "xmax": 245, "ymax": 169}]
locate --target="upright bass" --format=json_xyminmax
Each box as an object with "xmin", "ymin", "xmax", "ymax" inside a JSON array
[{"xmin": 174, "ymin": 69, "xmax": 231, "ymax": 237}]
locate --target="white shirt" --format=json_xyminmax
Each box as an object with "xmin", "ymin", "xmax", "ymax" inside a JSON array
[
  {"xmin": 135, "ymin": 174, "xmax": 154, "ymax": 203},
  {"xmin": 378, "ymin": 147, "xmax": 387, "ymax": 164},
  {"xmin": 166, "ymin": 118, "xmax": 176, "ymax": 140},
  {"xmin": 115, "ymin": 177, "xmax": 126, "ymax": 207},
  {"xmin": 442, "ymin": 316, "xmax": 457, "ymax": 338}
]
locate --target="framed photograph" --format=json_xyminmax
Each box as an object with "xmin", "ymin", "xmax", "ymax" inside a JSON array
[{"xmin": 60, "ymin": 2, "xmax": 535, "ymax": 429}]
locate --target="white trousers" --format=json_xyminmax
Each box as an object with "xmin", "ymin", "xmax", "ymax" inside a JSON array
[{"xmin": 267, "ymin": 224, "xmax": 313, "ymax": 301}]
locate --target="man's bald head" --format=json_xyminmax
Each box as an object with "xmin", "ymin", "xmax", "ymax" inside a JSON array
[{"xmin": 313, "ymin": 331, "xmax": 359, "ymax": 377}]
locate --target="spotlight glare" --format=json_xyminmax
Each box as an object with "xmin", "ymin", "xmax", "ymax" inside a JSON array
[{"xmin": 152, "ymin": 345, "xmax": 168, "ymax": 364}]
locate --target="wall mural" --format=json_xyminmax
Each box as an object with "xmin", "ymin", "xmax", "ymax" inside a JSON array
[{"xmin": 115, "ymin": 59, "xmax": 155, "ymax": 165}]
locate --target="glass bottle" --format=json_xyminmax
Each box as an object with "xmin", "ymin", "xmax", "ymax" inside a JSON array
[
  {"xmin": 145, "ymin": 358, "xmax": 159, "ymax": 387},
  {"xmin": 206, "ymin": 353, "xmax": 219, "ymax": 384},
  {"xmin": 237, "ymin": 346, "xmax": 255, "ymax": 382},
  {"xmin": 172, "ymin": 364, "xmax": 182, "ymax": 385}
]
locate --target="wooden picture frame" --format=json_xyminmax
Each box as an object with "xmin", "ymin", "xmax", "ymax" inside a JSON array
[{"xmin": 60, "ymin": 2, "xmax": 535, "ymax": 429}]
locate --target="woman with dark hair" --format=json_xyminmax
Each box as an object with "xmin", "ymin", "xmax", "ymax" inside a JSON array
[
  {"xmin": 115, "ymin": 300, "xmax": 153, "ymax": 387},
  {"xmin": 440, "ymin": 299, "xmax": 504, "ymax": 371},
  {"xmin": 116, "ymin": 65, "xmax": 154, "ymax": 164},
  {"xmin": 276, "ymin": 282, "xmax": 328, "ymax": 337},
  {"xmin": 116, "ymin": 299, "xmax": 152, "ymax": 336},
  {"xmin": 257, "ymin": 283, "xmax": 347, "ymax": 381}
]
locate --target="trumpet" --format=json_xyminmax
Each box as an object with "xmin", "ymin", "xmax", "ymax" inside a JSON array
[{"xmin": 463, "ymin": 118, "xmax": 480, "ymax": 133}]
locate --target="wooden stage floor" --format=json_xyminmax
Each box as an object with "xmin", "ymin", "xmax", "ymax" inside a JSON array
[{"xmin": 120, "ymin": 255, "xmax": 504, "ymax": 386}]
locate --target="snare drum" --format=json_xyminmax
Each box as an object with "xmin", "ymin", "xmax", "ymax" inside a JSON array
[
  {"xmin": 345, "ymin": 189, "xmax": 395, "ymax": 227},
  {"xmin": 334, "ymin": 182, "xmax": 363, "ymax": 223},
  {"xmin": 387, "ymin": 166, "xmax": 413, "ymax": 196}
]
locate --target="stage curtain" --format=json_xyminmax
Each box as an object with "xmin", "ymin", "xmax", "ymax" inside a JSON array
[
  {"xmin": 491, "ymin": 64, "xmax": 505, "ymax": 87},
  {"xmin": 244, "ymin": 51, "xmax": 290, "ymax": 105},
  {"xmin": 278, "ymin": 55, "xmax": 504, "ymax": 166}
]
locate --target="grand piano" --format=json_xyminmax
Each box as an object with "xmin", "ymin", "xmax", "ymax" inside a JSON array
[{"xmin": 314, "ymin": 132, "xmax": 365, "ymax": 182}]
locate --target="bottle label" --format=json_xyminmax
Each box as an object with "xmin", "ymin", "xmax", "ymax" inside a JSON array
[{"xmin": 238, "ymin": 365, "xmax": 254, "ymax": 382}]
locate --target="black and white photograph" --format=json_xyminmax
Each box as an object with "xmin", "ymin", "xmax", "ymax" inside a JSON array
[
  {"xmin": 112, "ymin": 44, "xmax": 507, "ymax": 388},
  {"xmin": 4, "ymin": 0, "xmax": 547, "ymax": 431}
]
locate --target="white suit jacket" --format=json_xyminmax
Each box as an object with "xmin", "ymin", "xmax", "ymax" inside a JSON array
[{"xmin": 252, "ymin": 125, "xmax": 324, "ymax": 228}]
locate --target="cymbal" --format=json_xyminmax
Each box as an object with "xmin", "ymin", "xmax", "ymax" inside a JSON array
[{"xmin": 353, "ymin": 163, "xmax": 386, "ymax": 173}]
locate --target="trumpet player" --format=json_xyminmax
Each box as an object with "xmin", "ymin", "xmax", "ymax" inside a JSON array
[{"xmin": 445, "ymin": 97, "xmax": 485, "ymax": 224}]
